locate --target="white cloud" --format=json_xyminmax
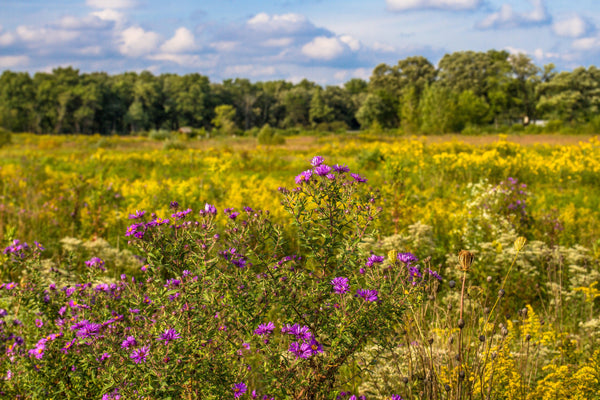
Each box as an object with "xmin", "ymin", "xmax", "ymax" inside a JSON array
[
  {"xmin": 55, "ymin": 15, "xmax": 112, "ymax": 30},
  {"xmin": 224, "ymin": 64, "xmax": 277, "ymax": 77},
  {"xmin": 91, "ymin": 9, "xmax": 126, "ymax": 24},
  {"xmin": 160, "ymin": 27, "xmax": 196, "ymax": 53},
  {"xmin": 552, "ymin": 15, "xmax": 590, "ymax": 38},
  {"xmin": 148, "ymin": 53, "xmax": 217, "ymax": 69},
  {"xmin": 371, "ymin": 41, "xmax": 396, "ymax": 52},
  {"xmin": 302, "ymin": 36, "xmax": 345, "ymax": 60},
  {"xmin": 262, "ymin": 37, "xmax": 293, "ymax": 47},
  {"xmin": 505, "ymin": 46, "xmax": 529, "ymax": 56},
  {"xmin": 86, "ymin": 0, "xmax": 136, "ymax": 9},
  {"xmin": 209, "ymin": 41, "xmax": 238, "ymax": 52},
  {"xmin": 247, "ymin": 13, "xmax": 311, "ymax": 33},
  {"xmin": 79, "ymin": 46, "xmax": 103, "ymax": 55},
  {"xmin": 0, "ymin": 55, "xmax": 29, "ymax": 68},
  {"xmin": 386, "ymin": 0, "xmax": 481, "ymax": 11},
  {"xmin": 572, "ymin": 37, "xmax": 600, "ymax": 51},
  {"xmin": 0, "ymin": 32, "xmax": 15, "ymax": 46},
  {"xmin": 118, "ymin": 26, "xmax": 161, "ymax": 57},
  {"xmin": 477, "ymin": 0, "xmax": 549, "ymax": 29},
  {"xmin": 16, "ymin": 26, "xmax": 79, "ymax": 44},
  {"xmin": 340, "ymin": 35, "xmax": 360, "ymax": 51}
]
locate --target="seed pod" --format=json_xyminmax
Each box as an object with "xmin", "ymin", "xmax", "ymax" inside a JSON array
[
  {"xmin": 449, "ymin": 336, "xmax": 454, "ymax": 345},
  {"xmin": 428, "ymin": 295, "xmax": 435, "ymax": 301},
  {"xmin": 449, "ymin": 280, "xmax": 456, "ymax": 288},
  {"xmin": 486, "ymin": 276, "xmax": 492, "ymax": 283},
  {"xmin": 526, "ymin": 334, "xmax": 532, "ymax": 341},
  {"xmin": 501, "ymin": 327, "xmax": 509, "ymax": 337},
  {"xmin": 498, "ymin": 289, "xmax": 505, "ymax": 298},
  {"xmin": 491, "ymin": 352, "xmax": 497, "ymax": 360},
  {"xmin": 458, "ymin": 319, "xmax": 465, "ymax": 329},
  {"xmin": 484, "ymin": 306, "xmax": 491, "ymax": 315},
  {"xmin": 402, "ymin": 377, "xmax": 409, "ymax": 384},
  {"xmin": 458, "ymin": 250, "xmax": 474, "ymax": 272},
  {"xmin": 445, "ymin": 384, "xmax": 451, "ymax": 393},
  {"xmin": 447, "ymin": 303, "xmax": 453, "ymax": 311},
  {"xmin": 459, "ymin": 370, "xmax": 466, "ymax": 381},
  {"xmin": 428, "ymin": 338, "xmax": 434, "ymax": 345},
  {"xmin": 522, "ymin": 307, "xmax": 528, "ymax": 317},
  {"xmin": 479, "ymin": 334, "xmax": 486, "ymax": 343}
]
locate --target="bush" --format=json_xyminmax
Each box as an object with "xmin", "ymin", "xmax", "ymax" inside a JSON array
[
  {"xmin": 257, "ymin": 124, "xmax": 286, "ymax": 145},
  {"xmin": 162, "ymin": 139, "xmax": 187, "ymax": 150},
  {"xmin": 148, "ymin": 129, "xmax": 172, "ymax": 141},
  {"xmin": 0, "ymin": 127, "xmax": 12, "ymax": 147}
]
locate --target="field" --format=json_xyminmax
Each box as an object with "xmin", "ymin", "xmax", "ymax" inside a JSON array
[{"xmin": 1, "ymin": 132, "xmax": 599, "ymax": 399}]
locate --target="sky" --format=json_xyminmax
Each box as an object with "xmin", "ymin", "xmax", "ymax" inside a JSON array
[{"xmin": 1, "ymin": 0, "xmax": 600, "ymax": 85}]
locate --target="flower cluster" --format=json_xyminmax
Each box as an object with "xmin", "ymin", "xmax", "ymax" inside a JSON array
[{"xmin": 282, "ymin": 324, "xmax": 323, "ymax": 359}]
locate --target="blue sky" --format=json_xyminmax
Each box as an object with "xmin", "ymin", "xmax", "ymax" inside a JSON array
[{"xmin": 1, "ymin": 0, "xmax": 600, "ymax": 84}]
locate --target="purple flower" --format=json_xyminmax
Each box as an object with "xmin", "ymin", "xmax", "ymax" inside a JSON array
[
  {"xmin": 288, "ymin": 342, "xmax": 312, "ymax": 359},
  {"xmin": 314, "ymin": 164, "xmax": 332, "ymax": 176},
  {"xmin": 121, "ymin": 336, "xmax": 137, "ymax": 349},
  {"xmin": 356, "ymin": 289, "xmax": 378, "ymax": 302},
  {"xmin": 85, "ymin": 257, "xmax": 106, "ymax": 272},
  {"xmin": 281, "ymin": 324, "xmax": 313, "ymax": 341},
  {"xmin": 294, "ymin": 169, "xmax": 313, "ymax": 184},
  {"xmin": 331, "ymin": 277, "xmax": 349, "ymax": 294},
  {"xmin": 97, "ymin": 352, "xmax": 111, "ymax": 363},
  {"xmin": 157, "ymin": 328, "xmax": 181, "ymax": 345},
  {"xmin": 426, "ymin": 269, "xmax": 442, "ymax": 281},
  {"xmin": 333, "ymin": 164, "xmax": 350, "ymax": 173},
  {"xmin": 408, "ymin": 266, "xmax": 422, "ymax": 283},
  {"xmin": 229, "ymin": 212, "xmax": 240, "ymax": 220},
  {"xmin": 204, "ymin": 203, "xmax": 217, "ymax": 215},
  {"xmin": 130, "ymin": 345, "xmax": 150, "ymax": 364},
  {"xmin": 391, "ymin": 396, "xmax": 404, "ymax": 400},
  {"xmin": 169, "ymin": 201, "xmax": 179, "ymax": 210},
  {"xmin": 311, "ymin": 156, "xmax": 324, "ymax": 167},
  {"xmin": 350, "ymin": 173, "xmax": 367, "ymax": 183},
  {"xmin": 232, "ymin": 382, "xmax": 247, "ymax": 398},
  {"xmin": 35, "ymin": 319, "xmax": 44, "ymax": 328},
  {"xmin": 254, "ymin": 321, "xmax": 275, "ymax": 336},
  {"xmin": 397, "ymin": 252, "xmax": 418, "ymax": 264},
  {"xmin": 365, "ymin": 254, "xmax": 385, "ymax": 267},
  {"xmin": 128, "ymin": 210, "xmax": 146, "ymax": 219}
]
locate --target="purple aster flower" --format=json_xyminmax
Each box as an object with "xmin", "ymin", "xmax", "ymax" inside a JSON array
[
  {"xmin": 397, "ymin": 252, "xmax": 418, "ymax": 264},
  {"xmin": 130, "ymin": 345, "xmax": 150, "ymax": 364},
  {"xmin": 128, "ymin": 210, "xmax": 146, "ymax": 219},
  {"xmin": 97, "ymin": 352, "xmax": 111, "ymax": 362},
  {"xmin": 121, "ymin": 336, "xmax": 137, "ymax": 348},
  {"xmin": 350, "ymin": 173, "xmax": 367, "ymax": 183},
  {"xmin": 169, "ymin": 201, "xmax": 179, "ymax": 210},
  {"xmin": 204, "ymin": 203, "xmax": 217, "ymax": 215},
  {"xmin": 232, "ymin": 382, "xmax": 247, "ymax": 398},
  {"xmin": 333, "ymin": 164, "xmax": 350, "ymax": 173},
  {"xmin": 311, "ymin": 156, "xmax": 324, "ymax": 167},
  {"xmin": 326, "ymin": 173, "xmax": 336, "ymax": 180},
  {"xmin": 314, "ymin": 164, "xmax": 332, "ymax": 176},
  {"xmin": 34, "ymin": 241, "xmax": 45, "ymax": 251},
  {"xmin": 157, "ymin": 328, "xmax": 181, "ymax": 345},
  {"xmin": 35, "ymin": 319, "xmax": 44, "ymax": 328},
  {"xmin": 356, "ymin": 289, "xmax": 378, "ymax": 302},
  {"xmin": 282, "ymin": 324, "xmax": 313, "ymax": 341},
  {"xmin": 294, "ymin": 169, "xmax": 313, "ymax": 184},
  {"xmin": 229, "ymin": 212, "xmax": 240, "ymax": 220},
  {"xmin": 85, "ymin": 257, "xmax": 106, "ymax": 272},
  {"xmin": 254, "ymin": 321, "xmax": 275, "ymax": 336},
  {"xmin": 408, "ymin": 266, "xmax": 422, "ymax": 283},
  {"xmin": 288, "ymin": 342, "xmax": 313, "ymax": 359},
  {"xmin": 308, "ymin": 338, "xmax": 323, "ymax": 355},
  {"xmin": 391, "ymin": 396, "xmax": 404, "ymax": 400},
  {"xmin": 365, "ymin": 254, "xmax": 385, "ymax": 267},
  {"xmin": 331, "ymin": 277, "xmax": 349, "ymax": 294},
  {"xmin": 426, "ymin": 268, "xmax": 442, "ymax": 281}
]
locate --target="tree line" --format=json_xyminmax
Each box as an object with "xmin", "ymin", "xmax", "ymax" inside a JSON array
[{"xmin": 1, "ymin": 49, "xmax": 599, "ymax": 135}]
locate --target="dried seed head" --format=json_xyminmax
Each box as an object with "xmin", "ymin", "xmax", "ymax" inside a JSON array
[
  {"xmin": 459, "ymin": 370, "xmax": 466, "ymax": 381},
  {"xmin": 447, "ymin": 303, "xmax": 453, "ymax": 311},
  {"xmin": 522, "ymin": 307, "xmax": 528, "ymax": 317},
  {"xmin": 449, "ymin": 280, "xmax": 456, "ymax": 288},
  {"xmin": 402, "ymin": 377, "xmax": 409, "ymax": 384},
  {"xmin": 486, "ymin": 276, "xmax": 492, "ymax": 283},
  {"xmin": 458, "ymin": 318, "xmax": 465, "ymax": 329},
  {"xmin": 428, "ymin": 295, "xmax": 435, "ymax": 301},
  {"xmin": 445, "ymin": 384, "xmax": 451, "ymax": 393},
  {"xmin": 458, "ymin": 250, "xmax": 474, "ymax": 272},
  {"xmin": 428, "ymin": 338, "xmax": 434, "ymax": 345},
  {"xmin": 498, "ymin": 289, "xmax": 505, "ymax": 298},
  {"xmin": 423, "ymin": 255, "xmax": 432, "ymax": 264},
  {"xmin": 526, "ymin": 334, "xmax": 532, "ymax": 341},
  {"xmin": 449, "ymin": 336, "xmax": 454, "ymax": 345},
  {"xmin": 514, "ymin": 236, "xmax": 527, "ymax": 252},
  {"xmin": 501, "ymin": 327, "xmax": 509, "ymax": 337},
  {"xmin": 491, "ymin": 352, "xmax": 497, "ymax": 360},
  {"xmin": 479, "ymin": 334, "xmax": 486, "ymax": 343},
  {"xmin": 484, "ymin": 306, "xmax": 491, "ymax": 315}
]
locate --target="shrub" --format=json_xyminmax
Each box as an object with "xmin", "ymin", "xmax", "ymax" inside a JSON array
[
  {"xmin": 257, "ymin": 124, "xmax": 285, "ymax": 145},
  {"xmin": 148, "ymin": 129, "xmax": 172, "ymax": 141},
  {"xmin": 0, "ymin": 127, "xmax": 12, "ymax": 148}
]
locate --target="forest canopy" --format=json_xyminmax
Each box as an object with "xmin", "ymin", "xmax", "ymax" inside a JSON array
[{"xmin": 1, "ymin": 49, "xmax": 600, "ymax": 135}]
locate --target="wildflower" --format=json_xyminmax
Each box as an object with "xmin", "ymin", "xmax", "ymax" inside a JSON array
[
  {"xmin": 294, "ymin": 169, "xmax": 313, "ymax": 184},
  {"xmin": 121, "ymin": 336, "xmax": 137, "ymax": 348},
  {"xmin": 330, "ymin": 277, "xmax": 349, "ymax": 294},
  {"xmin": 85, "ymin": 257, "xmax": 106, "ymax": 272},
  {"xmin": 356, "ymin": 289, "xmax": 378, "ymax": 302},
  {"xmin": 169, "ymin": 201, "xmax": 179, "ymax": 210},
  {"xmin": 97, "ymin": 353, "xmax": 111, "ymax": 362},
  {"xmin": 426, "ymin": 269, "xmax": 442, "ymax": 281},
  {"xmin": 397, "ymin": 252, "xmax": 418, "ymax": 264},
  {"xmin": 314, "ymin": 164, "xmax": 332, "ymax": 176},
  {"xmin": 254, "ymin": 321, "xmax": 275, "ymax": 336},
  {"xmin": 311, "ymin": 156, "xmax": 324, "ymax": 167},
  {"xmin": 128, "ymin": 210, "xmax": 146, "ymax": 219},
  {"xmin": 365, "ymin": 254, "xmax": 385, "ymax": 267},
  {"xmin": 282, "ymin": 324, "xmax": 313, "ymax": 341},
  {"xmin": 333, "ymin": 164, "xmax": 350, "ymax": 173},
  {"xmin": 35, "ymin": 319, "xmax": 44, "ymax": 328},
  {"xmin": 130, "ymin": 345, "xmax": 150, "ymax": 364},
  {"xmin": 232, "ymin": 382, "xmax": 247, "ymax": 398},
  {"xmin": 350, "ymin": 173, "xmax": 367, "ymax": 183},
  {"xmin": 157, "ymin": 328, "xmax": 181, "ymax": 345},
  {"xmin": 391, "ymin": 396, "xmax": 404, "ymax": 400}
]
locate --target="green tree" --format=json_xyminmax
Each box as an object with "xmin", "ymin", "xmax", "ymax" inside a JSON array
[
  {"xmin": 212, "ymin": 104, "xmax": 238, "ymax": 135},
  {"xmin": 309, "ymin": 87, "xmax": 333, "ymax": 126},
  {"xmin": 418, "ymin": 84, "xmax": 459, "ymax": 134}
]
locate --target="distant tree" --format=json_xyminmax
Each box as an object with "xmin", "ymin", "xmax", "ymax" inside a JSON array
[
  {"xmin": 212, "ymin": 104, "xmax": 238, "ymax": 135},
  {"xmin": 309, "ymin": 87, "xmax": 333, "ymax": 126},
  {"xmin": 419, "ymin": 84, "xmax": 459, "ymax": 134},
  {"xmin": 0, "ymin": 71, "xmax": 34, "ymax": 132}
]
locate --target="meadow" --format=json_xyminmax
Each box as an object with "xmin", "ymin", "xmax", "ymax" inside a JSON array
[{"xmin": 0, "ymin": 132, "xmax": 599, "ymax": 399}]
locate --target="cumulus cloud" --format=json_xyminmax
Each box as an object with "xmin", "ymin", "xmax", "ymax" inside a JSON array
[
  {"xmin": 262, "ymin": 37, "xmax": 294, "ymax": 47},
  {"xmin": 552, "ymin": 15, "xmax": 592, "ymax": 38},
  {"xmin": 0, "ymin": 55, "xmax": 29, "ymax": 68},
  {"xmin": 91, "ymin": 9, "xmax": 127, "ymax": 25},
  {"xmin": 224, "ymin": 64, "xmax": 277, "ymax": 77},
  {"xmin": 209, "ymin": 41, "xmax": 238, "ymax": 52},
  {"xmin": 477, "ymin": 0, "xmax": 550, "ymax": 29},
  {"xmin": 247, "ymin": 13, "xmax": 312, "ymax": 33},
  {"xmin": 16, "ymin": 26, "xmax": 79, "ymax": 44},
  {"xmin": 86, "ymin": 0, "xmax": 136, "ymax": 9},
  {"xmin": 386, "ymin": 0, "xmax": 481, "ymax": 11},
  {"xmin": 0, "ymin": 30, "xmax": 15, "ymax": 46},
  {"xmin": 572, "ymin": 37, "xmax": 600, "ymax": 51},
  {"xmin": 302, "ymin": 36, "xmax": 345, "ymax": 60},
  {"xmin": 160, "ymin": 27, "xmax": 196, "ymax": 53},
  {"xmin": 55, "ymin": 15, "xmax": 113, "ymax": 30},
  {"xmin": 118, "ymin": 26, "xmax": 161, "ymax": 57},
  {"xmin": 340, "ymin": 35, "xmax": 360, "ymax": 51}
]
